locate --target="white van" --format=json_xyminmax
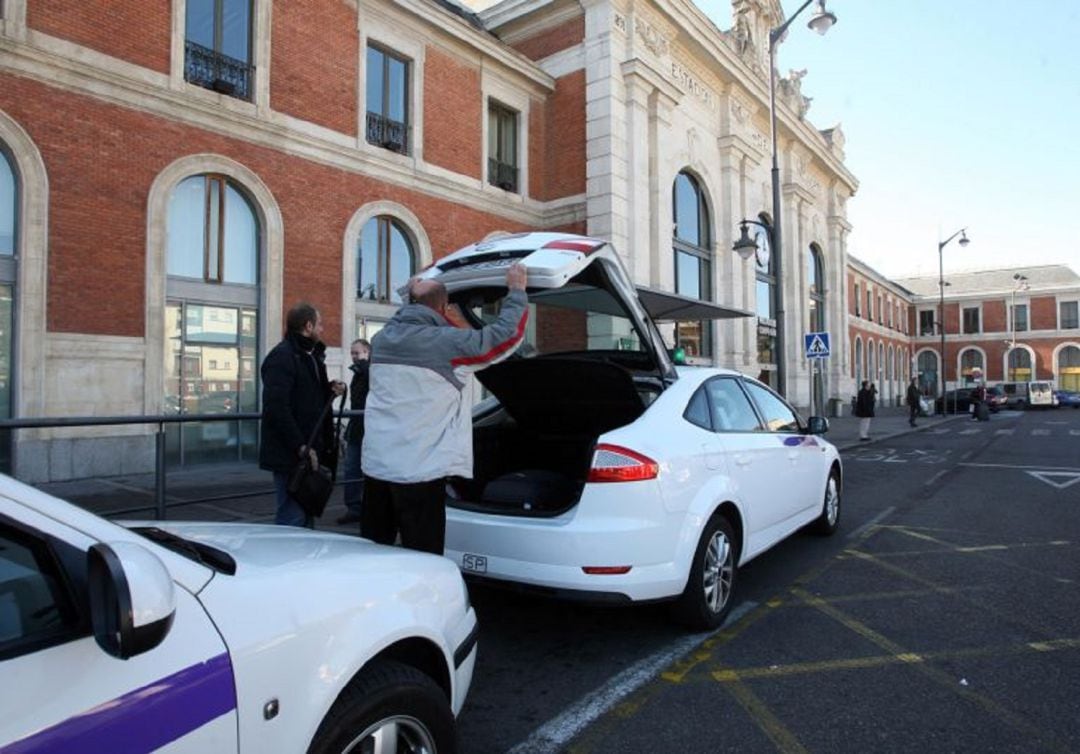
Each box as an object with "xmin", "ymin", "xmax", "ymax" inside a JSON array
[{"xmin": 998, "ymin": 381, "xmax": 1055, "ymax": 408}]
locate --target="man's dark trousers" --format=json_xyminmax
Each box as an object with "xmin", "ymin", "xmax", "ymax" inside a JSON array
[{"xmin": 361, "ymin": 476, "xmax": 447, "ymax": 555}]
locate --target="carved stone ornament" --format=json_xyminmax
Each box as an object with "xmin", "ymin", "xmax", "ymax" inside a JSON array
[
  {"xmin": 730, "ymin": 97, "xmax": 750, "ymax": 125},
  {"xmin": 614, "ymin": 13, "xmax": 627, "ymax": 34},
  {"xmin": 777, "ymin": 68, "xmax": 812, "ymax": 119},
  {"xmin": 635, "ymin": 18, "xmax": 670, "ymax": 58}
]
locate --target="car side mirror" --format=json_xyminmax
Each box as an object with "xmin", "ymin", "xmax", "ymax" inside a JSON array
[
  {"xmin": 807, "ymin": 416, "xmax": 829, "ymax": 435},
  {"xmin": 88, "ymin": 542, "xmax": 176, "ymax": 659}
]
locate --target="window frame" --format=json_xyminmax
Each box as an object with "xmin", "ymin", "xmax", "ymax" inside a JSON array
[
  {"xmin": 1059, "ymin": 299, "xmax": 1079, "ymax": 330},
  {"xmin": 741, "ymin": 378, "xmax": 803, "ymax": 434},
  {"xmin": 962, "ymin": 305, "xmax": 981, "ymax": 334},
  {"xmin": 365, "ymin": 43, "xmax": 412, "ymax": 155},
  {"xmin": 0, "ymin": 517, "xmax": 90, "ymax": 661},
  {"xmin": 182, "ymin": 0, "xmax": 256, "ymax": 101},
  {"xmin": 486, "ymin": 99, "xmax": 519, "ymax": 193},
  {"xmin": 671, "ymin": 171, "xmax": 713, "ymax": 360},
  {"xmin": 357, "ymin": 215, "xmax": 417, "ymax": 305}
]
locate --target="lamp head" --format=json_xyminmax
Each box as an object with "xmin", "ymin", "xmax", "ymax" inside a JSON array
[
  {"xmin": 807, "ymin": 1, "xmax": 837, "ymax": 35},
  {"xmin": 958, "ymin": 230, "xmax": 970, "ymax": 247},
  {"xmin": 732, "ymin": 222, "xmax": 757, "ymax": 261}
]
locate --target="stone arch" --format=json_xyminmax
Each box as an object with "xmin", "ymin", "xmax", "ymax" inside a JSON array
[{"xmin": 145, "ymin": 153, "xmax": 283, "ymax": 414}]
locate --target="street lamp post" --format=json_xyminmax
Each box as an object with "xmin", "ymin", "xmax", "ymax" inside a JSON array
[
  {"xmin": 937, "ymin": 227, "xmax": 969, "ymax": 413},
  {"xmin": 732, "ymin": 1, "xmax": 836, "ymax": 398},
  {"xmin": 1007, "ymin": 273, "xmax": 1029, "ymax": 380}
]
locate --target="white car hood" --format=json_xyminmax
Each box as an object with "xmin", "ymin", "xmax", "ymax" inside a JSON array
[{"xmin": 138, "ymin": 521, "xmax": 446, "ymax": 574}]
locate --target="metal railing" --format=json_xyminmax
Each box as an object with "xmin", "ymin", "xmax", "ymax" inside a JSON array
[
  {"xmin": 365, "ymin": 112, "xmax": 409, "ymax": 154},
  {"xmin": 0, "ymin": 410, "xmax": 362, "ymax": 519},
  {"xmin": 184, "ymin": 40, "xmax": 253, "ymax": 99},
  {"xmin": 487, "ymin": 158, "xmax": 519, "ymax": 192}
]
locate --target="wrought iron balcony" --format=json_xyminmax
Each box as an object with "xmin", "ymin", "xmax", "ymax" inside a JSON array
[
  {"xmin": 184, "ymin": 40, "xmax": 252, "ymax": 100},
  {"xmin": 366, "ymin": 113, "xmax": 410, "ymax": 155},
  {"xmin": 488, "ymin": 158, "xmax": 519, "ymax": 193}
]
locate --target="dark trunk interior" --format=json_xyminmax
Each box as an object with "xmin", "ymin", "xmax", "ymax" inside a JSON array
[{"xmin": 448, "ymin": 357, "xmax": 650, "ymax": 517}]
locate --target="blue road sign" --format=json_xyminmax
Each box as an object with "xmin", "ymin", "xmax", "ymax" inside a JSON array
[{"xmin": 804, "ymin": 331, "xmax": 831, "ymax": 359}]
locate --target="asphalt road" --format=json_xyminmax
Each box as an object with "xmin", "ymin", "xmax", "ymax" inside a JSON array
[{"xmin": 458, "ymin": 408, "xmax": 1080, "ymax": 753}]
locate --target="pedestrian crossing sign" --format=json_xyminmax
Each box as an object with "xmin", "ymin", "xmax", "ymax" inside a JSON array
[{"xmin": 804, "ymin": 332, "xmax": 830, "ymax": 359}]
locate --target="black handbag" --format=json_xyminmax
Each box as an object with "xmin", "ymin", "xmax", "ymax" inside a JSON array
[{"xmin": 287, "ymin": 391, "xmax": 346, "ymax": 518}]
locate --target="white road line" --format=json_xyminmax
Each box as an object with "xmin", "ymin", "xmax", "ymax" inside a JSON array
[
  {"xmin": 928, "ymin": 428, "xmax": 951, "ymax": 434},
  {"xmin": 995, "ymin": 429, "xmax": 1015, "ymax": 435},
  {"xmin": 960, "ymin": 462, "xmax": 1080, "ymax": 472},
  {"xmin": 923, "ymin": 470, "xmax": 948, "ymax": 488},
  {"xmin": 1031, "ymin": 429, "xmax": 1051, "ymax": 436},
  {"xmin": 847, "ymin": 505, "xmax": 897, "ymax": 541},
  {"xmin": 507, "ymin": 602, "xmax": 757, "ymax": 754},
  {"xmin": 959, "ymin": 429, "xmax": 982, "ymax": 435},
  {"xmin": 1071, "ymin": 430, "xmax": 1080, "ymax": 436}
]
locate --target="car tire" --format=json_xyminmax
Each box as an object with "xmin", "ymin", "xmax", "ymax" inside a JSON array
[
  {"xmin": 672, "ymin": 514, "xmax": 738, "ymax": 631},
  {"xmin": 809, "ymin": 469, "xmax": 841, "ymax": 536},
  {"xmin": 308, "ymin": 659, "xmax": 457, "ymax": 754}
]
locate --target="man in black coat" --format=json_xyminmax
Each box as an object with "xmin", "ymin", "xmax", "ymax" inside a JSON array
[
  {"xmin": 337, "ymin": 338, "xmax": 370, "ymax": 525},
  {"xmin": 259, "ymin": 302, "xmax": 345, "ymax": 526}
]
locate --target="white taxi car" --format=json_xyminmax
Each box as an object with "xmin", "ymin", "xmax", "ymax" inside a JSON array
[
  {"xmin": 0, "ymin": 474, "xmax": 476, "ymax": 753},
  {"xmin": 420, "ymin": 232, "xmax": 842, "ymax": 629}
]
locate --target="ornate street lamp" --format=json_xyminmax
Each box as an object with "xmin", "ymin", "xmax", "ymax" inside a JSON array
[
  {"xmin": 938, "ymin": 227, "xmax": 969, "ymax": 412},
  {"xmin": 733, "ymin": 1, "xmax": 837, "ymax": 398}
]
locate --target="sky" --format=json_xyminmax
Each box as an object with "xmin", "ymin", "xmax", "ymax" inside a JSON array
[{"xmin": 692, "ymin": 0, "xmax": 1080, "ymax": 280}]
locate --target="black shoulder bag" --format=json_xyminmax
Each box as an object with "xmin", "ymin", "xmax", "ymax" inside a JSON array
[{"xmin": 287, "ymin": 391, "xmax": 346, "ymax": 518}]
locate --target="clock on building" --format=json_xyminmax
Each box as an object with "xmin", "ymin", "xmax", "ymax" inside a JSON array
[{"xmin": 754, "ymin": 226, "xmax": 772, "ymax": 270}]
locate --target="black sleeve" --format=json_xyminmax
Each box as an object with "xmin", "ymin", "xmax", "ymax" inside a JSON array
[{"xmin": 261, "ymin": 347, "xmax": 305, "ymax": 454}]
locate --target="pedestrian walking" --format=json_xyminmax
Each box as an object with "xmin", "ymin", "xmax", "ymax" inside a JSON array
[
  {"xmin": 971, "ymin": 382, "xmax": 988, "ymax": 421},
  {"xmin": 854, "ymin": 380, "xmax": 876, "ymax": 441},
  {"xmin": 337, "ymin": 338, "xmax": 370, "ymax": 525},
  {"xmin": 259, "ymin": 303, "xmax": 346, "ymax": 527},
  {"xmin": 906, "ymin": 377, "xmax": 921, "ymax": 427},
  {"xmin": 361, "ymin": 263, "xmax": 529, "ymax": 555}
]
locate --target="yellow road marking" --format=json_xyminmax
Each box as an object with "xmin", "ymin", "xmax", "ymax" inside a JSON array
[{"xmin": 724, "ymin": 679, "xmax": 810, "ymax": 754}]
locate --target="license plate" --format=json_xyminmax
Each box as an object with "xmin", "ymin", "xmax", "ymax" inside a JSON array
[{"xmin": 461, "ymin": 553, "xmax": 488, "ymax": 574}]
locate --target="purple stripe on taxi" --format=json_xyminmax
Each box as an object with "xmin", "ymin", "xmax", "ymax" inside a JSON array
[
  {"xmin": 2, "ymin": 653, "xmax": 236, "ymax": 754},
  {"xmin": 783, "ymin": 436, "xmax": 818, "ymax": 447}
]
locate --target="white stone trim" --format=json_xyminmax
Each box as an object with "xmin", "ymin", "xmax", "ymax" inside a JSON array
[
  {"xmin": 1, "ymin": 0, "xmax": 26, "ymax": 39},
  {"xmin": 482, "ymin": 65, "xmax": 531, "ymax": 201},
  {"xmin": 1002, "ymin": 343, "xmax": 1037, "ymax": 380},
  {"xmin": 956, "ymin": 345, "xmax": 986, "ymax": 381},
  {"xmin": 0, "ymin": 107, "xmax": 48, "ymax": 445},
  {"xmin": 341, "ymin": 200, "xmax": 433, "ymax": 365},
  {"xmin": 960, "ymin": 302, "xmax": 983, "ymax": 335},
  {"xmin": 1052, "ymin": 342, "xmax": 1080, "ymax": 384},
  {"xmin": 144, "ymin": 154, "xmax": 284, "ymax": 416},
  {"xmin": 1056, "ymin": 295, "xmax": 1079, "ymax": 331},
  {"xmin": 359, "ymin": 8, "xmax": 427, "ymax": 165}
]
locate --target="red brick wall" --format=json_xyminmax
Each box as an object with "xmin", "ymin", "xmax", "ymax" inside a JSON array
[
  {"xmin": 510, "ymin": 16, "xmax": 585, "ymax": 61},
  {"xmin": 983, "ymin": 299, "xmax": 1006, "ymax": 333},
  {"xmin": 1030, "ymin": 296, "xmax": 1058, "ymax": 330},
  {"xmin": 528, "ymin": 98, "xmax": 546, "ymax": 198},
  {"xmin": 543, "ymin": 70, "xmax": 585, "ymax": 199},
  {"xmin": 943, "ymin": 302, "xmax": 960, "ymax": 334},
  {"xmin": 423, "ymin": 46, "xmax": 481, "ymax": 178},
  {"xmin": 272, "ymin": 0, "xmax": 357, "ymax": 135},
  {"xmin": 28, "ymin": 0, "xmax": 171, "ymax": 73},
  {"xmin": 0, "ymin": 74, "xmax": 532, "ymax": 343}
]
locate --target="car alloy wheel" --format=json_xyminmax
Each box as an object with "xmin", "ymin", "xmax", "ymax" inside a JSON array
[
  {"xmin": 702, "ymin": 529, "xmax": 734, "ymax": 615},
  {"xmin": 341, "ymin": 715, "xmax": 437, "ymax": 754},
  {"xmin": 810, "ymin": 470, "xmax": 841, "ymax": 536}
]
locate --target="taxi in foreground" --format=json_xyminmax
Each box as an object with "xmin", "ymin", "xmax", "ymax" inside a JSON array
[
  {"xmin": 0, "ymin": 475, "xmax": 476, "ymax": 753},
  {"xmin": 419, "ymin": 232, "xmax": 842, "ymax": 630}
]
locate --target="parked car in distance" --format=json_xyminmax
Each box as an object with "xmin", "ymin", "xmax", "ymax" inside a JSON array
[
  {"xmin": 0, "ymin": 474, "xmax": 477, "ymax": 753},
  {"xmin": 1054, "ymin": 389, "xmax": 1080, "ymax": 408},
  {"xmin": 998, "ymin": 380, "xmax": 1055, "ymax": 408},
  {"xmin": 422, "ymin": 232, "xmax": 842, "ymax": 631},
  {"xmin": 934, "ymin": 388, "xmax": 973, "ymax": 414},
  {"xmin": 985, "ymin": 386, "xmax": 1008, "ymax": 412}
]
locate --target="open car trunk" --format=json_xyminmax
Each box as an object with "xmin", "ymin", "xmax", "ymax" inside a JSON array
[{"xmin": 447, "ymin": 357, "xmax": 652, "ymax": 517}]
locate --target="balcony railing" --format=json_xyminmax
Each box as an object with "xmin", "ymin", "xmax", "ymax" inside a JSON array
[
  {"xmin": 184, "ymin": 40, "xmax": 253, "ymax": 100},
  {"xmin": 488, "ymin": 158, "xmax": 519, "ymax": 193},
  {"xmin": 366, "ymin": 112, "xmax": 410, "ymax": 155}
]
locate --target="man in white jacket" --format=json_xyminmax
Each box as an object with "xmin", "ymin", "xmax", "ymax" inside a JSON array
[{"xmin": 361, "ymin": 263, "xmax": 528, "ymax": 554}]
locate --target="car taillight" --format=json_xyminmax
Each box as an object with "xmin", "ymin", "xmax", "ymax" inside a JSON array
[
  {"xmin": 587, "ymin": 444, "xmax": 659, "ymax": 483},
  {"xmin": 542, "ymin": 238, "xmax": 604, "ymax": 253}
]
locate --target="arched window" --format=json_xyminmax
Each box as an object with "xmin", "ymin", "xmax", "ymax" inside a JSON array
[
  {"xmin": 0, "ymin": 146, "xmax": 16, "ymax": 469},
  {"xmin": 1058, "ymin": 345, "xmax": 1080, "ymax": 391},
  {"xmin": 867, "ymin": 339, "xmax": 875, "ymax": 385},
  {"xmin": 807, "ymin": 244, "xmax": 825, "ymax": 331},
  {"xmin": 960, "ymin": 348, "xmax": 984, "ymax": 384},
  {"xmin": 755, "ymin": 213, "xmax": 776, "ymax": 386},
  {"xmin": 165, "ymin": 173, "xmax": 261, "ymax": 466},
  {"xmin": 358, "ymin": 216, "xmax": 416, "ymax": 305},
  {"xmin": 917, "ymin": 351, "xmax": 939, "ymax": 397},
  {"xmin": 1007, "ymin": 347, "xmax": 1032, "ymax": 381},
  {"xmin": 672, "ymin": 171, "xmax": 712, "ymax": 359},
  {"xmin": 853, "ymin": 337, "xmax": 862, "ymax": 383},
  {"xmin": 878, "ymin": 342, "xmax": 884, "ymax": 385},
  {"xmin": 887, "ymin": 345, "xmax": 894, "ymax": 381}
]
